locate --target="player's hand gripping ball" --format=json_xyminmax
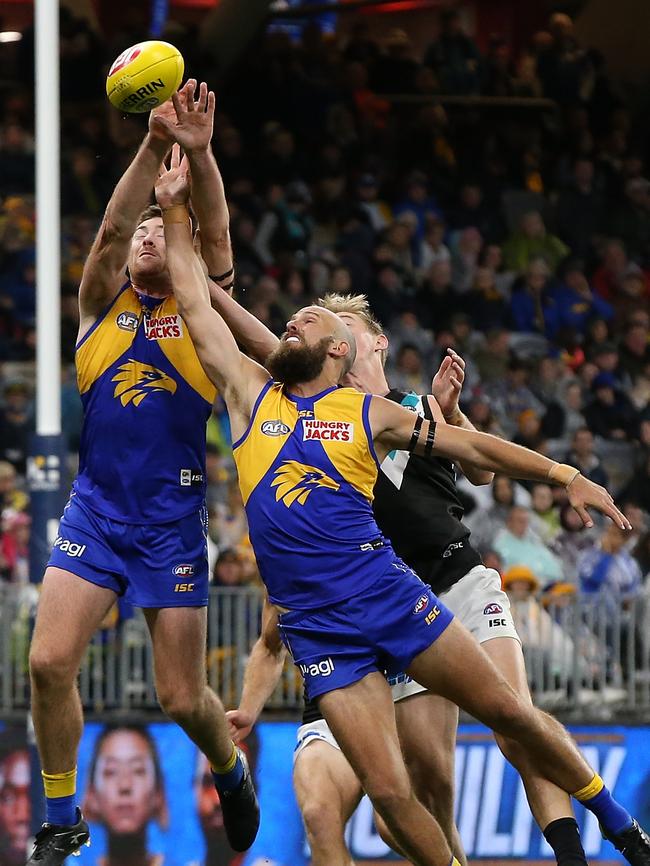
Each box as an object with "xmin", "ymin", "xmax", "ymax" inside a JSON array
[{"xmin": 106, "ymin": 41, "xmax": 184, "ymax": 113}]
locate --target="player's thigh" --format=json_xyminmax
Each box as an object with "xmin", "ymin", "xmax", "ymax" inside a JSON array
[
  {"xmin": 405, "ymin": 619, "xmax": 529, "ymax": 730},
  {"xmin": 482, "ymin": 637, "xmax": 532, "ymax": 703},
  {"xmin": 395, "ymin": 691, "xmax": 458, "ymax": 803},
  {"xmin": 294, "ymin": 740, "xmax": 363, "ymax": 830},
  {"xmin": 319, "ymin": 672, "xmax": 412, "ymax": 803},
  {"xmin": 30, "ymin": 567, "xmax": 117, "ymax": 678},
  {"xmin": 144, "ymin": 605, "xmax": 208, "ymax": 695}
]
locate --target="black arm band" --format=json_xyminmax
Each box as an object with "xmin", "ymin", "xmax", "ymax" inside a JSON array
[
  {"xmin": 424, "ymin": 420, "xmax": 437, "ymax": 457},
  {"xmin": 208, "ymin": 267, "xmax": 234, "ymax": 282},
  {"xmin": 408, "ymin": 415, "xmax": 423, "ymax": 452}
]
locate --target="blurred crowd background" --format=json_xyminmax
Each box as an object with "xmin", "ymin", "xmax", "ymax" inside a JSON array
[{"xmin": 2, "ymin": 1, "xmax": 650, "ymax": 704}]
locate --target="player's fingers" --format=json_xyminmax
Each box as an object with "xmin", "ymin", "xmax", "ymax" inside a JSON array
[
  {"xmin": 207, "ymin": 91, "xmax": 216, "ymax": 116},
  {"xmin": 186, "ymin": 78, "xmax": 197, "ymax": 110},
  {"xmin": 573, "ymin": 504, "xmax": 593, "ymax": 529},
  {"xmin": 171, "ymin": 90, "xmax": 184, "ymax": 116},
  {"xmin": 452, "ymin": 361, "xmax": 464, "ymax": 379},
  {"xmin": 438, "ymin": 355, "xmax": 452, "ymax": 375},
  {"xmin": 197, "ymin": 81, "xmax": 208, "ymax": 111},
  {"xmin": 450, "ymin": 376, "xmax": 462, "ymax": 390},
  {"xmin": 171, "ymin": 142, "xmax": 181, "ymax": 169},
  {"xmin": 603, "ymin": 501, "xmax": 631, "ymax": 530}
]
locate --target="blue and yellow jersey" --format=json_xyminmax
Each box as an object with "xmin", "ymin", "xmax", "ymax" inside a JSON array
[
  {"xmin": 73, "ymin": 285, "xmax": 216, "ymax": 523},
  {"xmin": 233, "ymin": 381, "xmax": 395, "ymax": 610}
]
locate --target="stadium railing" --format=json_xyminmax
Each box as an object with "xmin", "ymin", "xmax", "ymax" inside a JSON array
[{"xmin": 0, "ymin": 584, "xmax": 648, "ymax": 720}]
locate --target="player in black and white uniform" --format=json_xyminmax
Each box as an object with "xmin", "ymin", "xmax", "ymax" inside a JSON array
[{"xmin": 221, "ymin": 292, "xmax": 650, "ymax": 866}]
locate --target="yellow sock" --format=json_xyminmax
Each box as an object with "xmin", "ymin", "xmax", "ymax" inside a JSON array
[
  {"xmin": 573, "ymin": 773, "xmax": 604, "ymax": 801},
  {"xmin": 42, "ymin": 768, "xmax": 77, "ymax": 799},
  {"xmin": 211, "ymin": 744, "xmax": 237, "ymax": 775}
]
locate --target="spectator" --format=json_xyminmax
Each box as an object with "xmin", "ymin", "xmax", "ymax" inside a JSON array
[
  {"xmin": 551, "ymin": 503, "xmax": 598, "ymax": 584},
  {"xmin": 618, "ymin": 321, "xmax": 650, "ymax": 383},
  {"xmin": 553, "ymin": 259, "xmax": 613, "ymax": 337},
  {"xmin": 355, "ymin": 173, "xmax": 392, "ymax": 234},
  {"xmin": 212, "ymin": 548, "xmax": 246, "ymax": 588},
  {"xmin": 423, "ymin": 9, "xmax": 482, "ymax": 95},
  {"xmin": 393, "ymin": 171, "xmax": 441, "ymax": 243},
  {"xmin": 494, "ymin": 505, "xmax": 564, "ymax": 584},
  {"xmin": 0, "ymin": 379, "xmax": 33, "ymax": 474},
  {"xmin": 390, "ymin": 344, "xmax": 429, "ymax": 395},
  {"xmin": 371, "ymin": 28, "xmax": 421, "ymax": 95},
  {"xmin": 485, "ymin": 356, "xmax": 546, "ymax": 436},
  {"xmin": 530, "ymin": 483, "xmax": 561, "ymax": 543},
  {"xmin": 508, "ymin": 257, "xmax": 558, "ymax": 337},
  {"xmin": 502, "ymin": 211, "xmax": 569, "ymax": 275},
  {"xmin": 554, "ymin": 159, "xmax": 605, "ymax": 258},
  {"xmin": 583, "ymin": 371, "xmax": 639, "ymax": 441},
  {"xmin": 212, "ymin": 480, "xmax": 249, "ymax": 553},
  {"xmin": 0, "ymin": 460, "xmax": 28, "ymax": 513},
  {"xmin": 564, "ymin": 428, "xmax": 609, "ymax": 487},
  {"xmin": 466, "ymin": 267, "xmax": 509, "ymax": 332},
  {"xmin": 415, "ymin": 258, "xmax": 461, "ymax": 331},
  {"xmin": 0, "ymin": 510, "xmax": 30, "ymax": 583},
  {"xmin": 618, "ymin": 452, "xmax": 650, "ymax": 513},
  {"xmin": 609, "ymin": 177, "xmax": 650, "ymax": 266},
  {"xmin": 416, "ymin": 216, "xmax": 450, "ymax": 275},
  {"xmin": 579, "ymin": 523, "xmax": 642, "ymax": 612}
]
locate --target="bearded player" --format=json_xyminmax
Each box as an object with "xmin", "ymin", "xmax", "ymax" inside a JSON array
[{"xmin": 217, "ymin": 290, "xmax": 650, "ymax": 866}]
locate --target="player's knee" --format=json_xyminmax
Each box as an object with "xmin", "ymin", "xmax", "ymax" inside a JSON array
[
  {"xmin": 494, "ymin": 731, "xmax": 527, "ymax": 769},
  {"xmin": 367, "ymin": 779, "xmax": 414, "ymax": 822},
  {"xmin": 301, "ymin": 798, "xmax": 346, "ymax": 845},
  {"xmin": 29, "ymin": 647, "xmax": 77, "ymax": 692},
  {"xmin": 157, "ymin": 689, "xmax": 199, "ymax": 725},
  {"xmin": 487, "ymin": 690, "xmax": 533, "ymax": 736}
]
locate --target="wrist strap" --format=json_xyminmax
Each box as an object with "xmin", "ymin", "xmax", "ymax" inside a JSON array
[
  {"xmin": 162, "ymin": 205, "xmax": 190, "ymax": 224},
  {"xmin": 548, "ymin": 462, "xmax": 580, "ymax": 487}
]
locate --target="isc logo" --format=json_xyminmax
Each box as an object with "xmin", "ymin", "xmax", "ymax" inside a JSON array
[
  {"xmin": 489, "ymin": 618, "xmax": 507, "ymax": 627},
  {"xmin": 425, "ymin": 606, "xmax": 441, "ymax": 625},
  {"xmin": 174, "ymin": 583, "xmax": 195, "ymax": 592}
]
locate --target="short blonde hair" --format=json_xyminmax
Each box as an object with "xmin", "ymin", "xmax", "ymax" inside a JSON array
[{"xmin": 318, "ymin": 293, "xmax": 388, "ymax": 366}]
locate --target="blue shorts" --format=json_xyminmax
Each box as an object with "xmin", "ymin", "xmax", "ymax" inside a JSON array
[
  {"xmin": 47, "ymin": 494, "xmax": 209, "ymax": 607},
  {"xmin": 277, "ymin": 561, "xmax": 453, "ymax": 701}
]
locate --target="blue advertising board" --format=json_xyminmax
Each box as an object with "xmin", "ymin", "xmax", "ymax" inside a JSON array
[{"xmin": 2, "ymin": 720, "xmax": 649, "ymax": 864}]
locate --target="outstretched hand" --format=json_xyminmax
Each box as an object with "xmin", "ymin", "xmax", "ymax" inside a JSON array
[
  {"xmin": 566, "ymin": 474, "xmax": 631, "ymax": 531},
  {"xmin": 150, "ymin": 79, "xmax": 215, "ymax": 153},
  {"xmin": 431, "ymin": 348, "xmax": 465, "ymax": 419},
  {"xmin": 155, "ymin": 143, "xmax": 191, "ymax": 209}
]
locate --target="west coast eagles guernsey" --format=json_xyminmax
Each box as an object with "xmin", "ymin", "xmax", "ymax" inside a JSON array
[
  {"xmin": 233, "ymin": 381, "xmax": 396, "ymax": 610},
  {"xmin": 74, "ymin": 284, "xmax": 216, "ymax": 523}
]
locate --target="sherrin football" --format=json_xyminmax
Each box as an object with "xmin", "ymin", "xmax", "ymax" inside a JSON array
[{"xmin": 106, "ymin": 41, "xmax": 184, "ymax": 113}]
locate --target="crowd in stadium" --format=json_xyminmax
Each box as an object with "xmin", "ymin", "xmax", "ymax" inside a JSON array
[{"xmin": 1, "ymin": 7, "xmax": 650, "ymax": 684}]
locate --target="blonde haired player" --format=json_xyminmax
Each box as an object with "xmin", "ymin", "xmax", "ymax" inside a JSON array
[
  {"xmin": 26, "ymin": 83, "xmax": 258, "ymax": 864},
  {"xmin": 212, "ymin": 288, "xmax": 650, "ymax": 866},
  {"xmin": 154, "ymin": 158, "xmax": 645, "ymax": 866}
]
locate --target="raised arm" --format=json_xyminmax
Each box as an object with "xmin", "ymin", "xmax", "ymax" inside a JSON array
[
  {"xmin": 151, "ymin": 80, "xmax": 234, "ymax": 283},
  {"xmin": 226, "ymin": 596, "xmax": 287, "ymax": 743},
  {"xmin": 369, "ymin": 396, "xmax": 630, "ymax": 530},
  {"xmin": 429, "ymin": 348, "xmax": 493, "ymax": 485},
  {"xmin": 155, "ymin": 148, "xmax": 269, "ymax": 438},
  {"xmin": 78, "ymin": 92, "xmax": 191, "ymax": 330}
]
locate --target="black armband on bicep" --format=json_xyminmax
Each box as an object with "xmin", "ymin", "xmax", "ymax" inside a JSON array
[
  {"xmin": 208, "ymin": 266, "xmax": 234, "ymax": 283},
  {"xmin": 408, "ymin": 415, "xmax": 423, "ymax": 452}
]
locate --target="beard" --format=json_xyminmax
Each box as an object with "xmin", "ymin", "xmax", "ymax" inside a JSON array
[{"xmin": 266, "ymin": 337, "xmax": 331, "ymax": 388}]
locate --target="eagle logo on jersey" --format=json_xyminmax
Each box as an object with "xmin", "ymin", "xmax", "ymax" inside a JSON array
[
  {"xmin": 271, "ymin": 460, "xmax": 340, "ymax": 507},
  {"xmin": 111, "ymin": 359, "xmax": 177, "ymax": 407}
]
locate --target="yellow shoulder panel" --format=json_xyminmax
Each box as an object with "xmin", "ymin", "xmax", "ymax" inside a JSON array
[
  {"xmin": 156, "ymin": 297, "xmax": 216, "ymax": 404},
  {"xmin": 316, "ymin": 388, "xmax": 377, "ymax": 501},
  {"xmin": 76, "ymin": 289, "xmax": 140, "ymax": 395},
  {"xmin": 234, "ymin": 383, "xmax": 297, "ymax": 505}
]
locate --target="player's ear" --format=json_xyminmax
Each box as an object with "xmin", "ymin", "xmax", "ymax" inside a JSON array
[{"xmin": 375, "ymin": 333, "xmax": 388, "ymax": 353}]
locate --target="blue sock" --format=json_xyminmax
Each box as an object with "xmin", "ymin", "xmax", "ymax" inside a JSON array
[
  {"xmin": 43, "ymin": 769, "xmax": 77, "ymax": 826},
  {"xmin": 211, "ymin": 747, "xmax": 244, "ymax": 794},
  {"xmin": 46, "ymin": 795, "xmax": 77, "ymax": 826},
  {"xmin": 574, "ymin": 774, "xmax": 632, "ymax": 836}
]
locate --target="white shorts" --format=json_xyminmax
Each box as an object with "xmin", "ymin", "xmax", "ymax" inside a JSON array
[
  {"xmin": 294, "ymin": 718, "xmax": 341, "ymax": 762},
  {"xmin": 294, "ymin": 565, "xmax": 521, "ymax": 754},
  {"xmin": 390, "ymin": 564, "xmax": 520, "ymax": 702}
]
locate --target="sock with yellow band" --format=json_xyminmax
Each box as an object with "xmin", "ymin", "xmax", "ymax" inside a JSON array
[
  {"xmin": 448, "ymin": 857, "xmax": 462, "ymax": 866},
  {"xmin": 573, "ymin": 773, "xmax": 633, "ymax": 836},
  {"xmin": 211, "ymin": 744, "xmax": 244, "ymax": 794},
  {"xmin": 42, "ymin": 768, "xmax": 77, "ymax": 826}
]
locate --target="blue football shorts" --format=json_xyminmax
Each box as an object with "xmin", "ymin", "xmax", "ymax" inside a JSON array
[
  {"xmin": 277, "ymin": 560, "xmax": 453, "ymax": 701},
  {"xmin": 46, "ymin": 493, "xmax": 209, "ymax": 607}
]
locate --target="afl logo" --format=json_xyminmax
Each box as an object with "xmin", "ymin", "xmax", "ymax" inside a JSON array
[
  {"xmin": 413, "ymin": 594, "xmax": 430, "ymax": 615},
  {"xmin": 116, "ymin": 311, "xmax": 139, "ymax": 332},
  {"xmin": 261, "ymin": 420, "xmax": 290, "ymax": 436},
  {"xmin": 108, "ymin": 46, "xmax": 142, "ymax": 77},
  {"xmin": 483, "ymin": 603, "xmax": 503, "ymax": 616},
  {"xmin": 173, "ymin": 564, "xmax": 195, "ymax": 577}
]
